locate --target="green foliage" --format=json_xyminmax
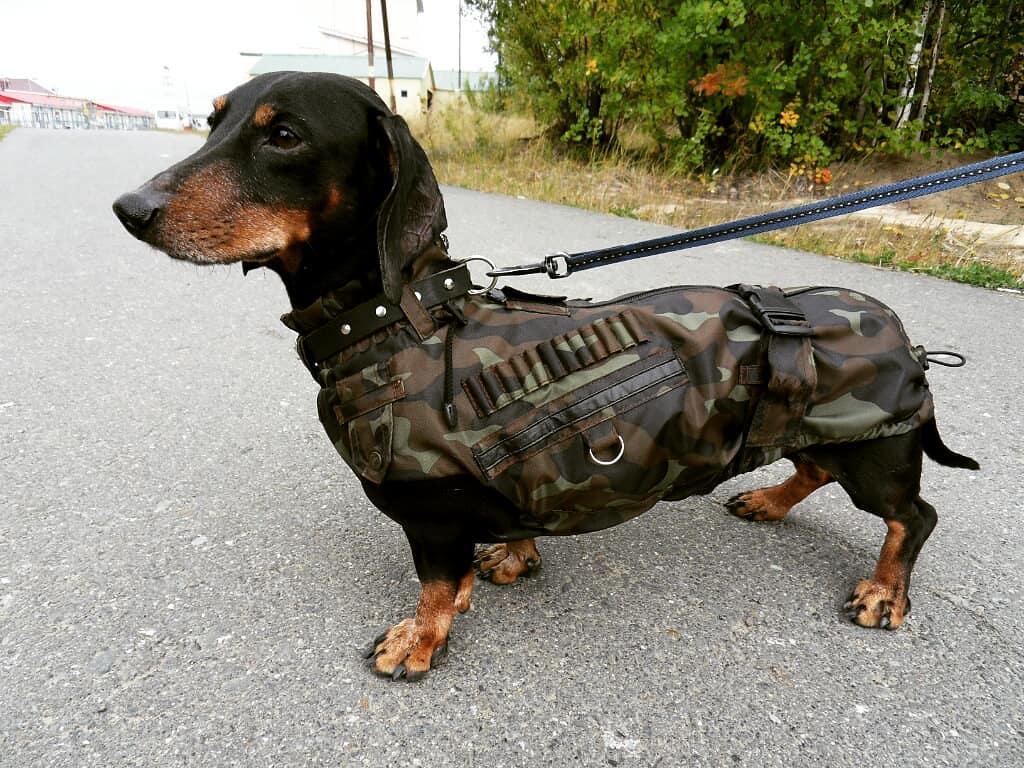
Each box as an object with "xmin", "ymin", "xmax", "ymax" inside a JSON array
[
  {"xmin": 609, "ymin": 205, "xmax": 640, "ymax": 218},
  {"xmin": 468, "ymin": 0, "xmax": 1023, "ymax": 170},
  {"xmin": 916, "ymin": 260, "xmax": 1024, "ymax": 290},
  {"xmin": 846, "ymin": 246, "xmax": 1024, "ymax": 289}
]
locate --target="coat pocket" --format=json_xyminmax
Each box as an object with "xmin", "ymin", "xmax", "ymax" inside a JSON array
[
  {"xmin": 331, "ymin": 361, "xmax": 406, "ymax": 484},
  {"xmin": 472, "ymin": 352, "xmax": 686, "ymax": 480}
]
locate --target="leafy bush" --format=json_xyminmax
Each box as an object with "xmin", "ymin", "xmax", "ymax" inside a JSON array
[{"xmin": 468, "ymin": 0, "xmax": 1022, "ymax": 171}]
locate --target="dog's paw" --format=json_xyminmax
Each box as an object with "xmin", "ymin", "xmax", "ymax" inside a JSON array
[
  {"xmin": 725, "ymin": 490, "xmax": 789, "ymax": 522},
  {"xmin": 363, "ymin": 618, "xmax": 449, "ymax": 681},
  {"xmin": 474, "ymin": 541, "xmax": 541, "ymax": 585},
  {"xmin": 843, "ymin": 579, "xmax": 909, "ymax": 630}
]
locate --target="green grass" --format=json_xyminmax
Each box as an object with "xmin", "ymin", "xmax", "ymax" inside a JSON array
[
  {"xmin": 0, "ymin": 125, "xmax": 14, "ymax": 142},
  {"xmin": 754, "ymin": 233, "xmax": 1024, "ymax": 291},
  {"xmin": 849, "ymin": 249, "xmax": 897, "ymax": 267},
  {"xmin": 914, "ymin": 260, "xmax": 1024, "ymax": 290},
  {"xmin": 859, "ymin": 249, "xmax": 1024, "ymax": 290},
  {"xmin": 609, "ymin": 205, "xmax": 640, "ymax": 219}
]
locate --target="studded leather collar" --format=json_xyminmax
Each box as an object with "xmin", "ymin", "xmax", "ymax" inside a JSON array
[{"xmin": 293, "ymin": 263, "xmax": 472, "ymax": 368}]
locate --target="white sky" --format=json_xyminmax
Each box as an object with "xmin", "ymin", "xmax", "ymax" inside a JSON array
[{"xmin": 0, "ymin": 0, "xmax": 495, "ymax": 112}]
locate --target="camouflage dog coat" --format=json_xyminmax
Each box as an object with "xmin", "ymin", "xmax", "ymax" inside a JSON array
[{"xmin": 283, "ymin": 268, "xmax": 933, "ymax": 538}]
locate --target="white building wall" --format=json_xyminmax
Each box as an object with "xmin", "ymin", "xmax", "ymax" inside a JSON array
[
  {"xmin": 10, "ymin": 102, "xmax": 33, "ymax": 126},
  {"xmin": 369, "ymin": 76, "xmax": 427, "ymax": 117}
]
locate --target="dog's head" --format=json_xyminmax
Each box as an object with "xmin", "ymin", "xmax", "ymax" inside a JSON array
[{"xmin": 113, "ymin": 72, "xmax": 446, "ymax": 302}]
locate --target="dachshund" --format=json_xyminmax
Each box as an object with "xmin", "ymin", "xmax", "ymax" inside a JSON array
[{"xmin": 114, "ymin": 72, "xmax": 978, "ymax": 681}]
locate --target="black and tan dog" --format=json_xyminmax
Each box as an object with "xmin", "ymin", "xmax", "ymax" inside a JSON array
[{"xmin": 114, "ymin": 72, "xmax": 978, "ymax": 681}]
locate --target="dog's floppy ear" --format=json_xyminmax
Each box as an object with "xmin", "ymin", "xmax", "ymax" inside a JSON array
[{"xmin": 375, "ymin": 113, "xmax": 447, "ymax": 303}]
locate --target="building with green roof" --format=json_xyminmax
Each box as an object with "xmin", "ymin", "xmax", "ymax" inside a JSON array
[{"xmin": 246, "ymin": 53, "xmax": 435, "ymax": 117}]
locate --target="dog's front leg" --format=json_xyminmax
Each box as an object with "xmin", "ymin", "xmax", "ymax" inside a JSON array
[{"xmin": 365, "ymin": 527, "xmax": 474, "ymax": 681}]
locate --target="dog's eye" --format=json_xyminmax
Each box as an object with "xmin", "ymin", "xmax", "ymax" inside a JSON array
[{"xmin": 269, "ymin": 126, "xmax": 301, "ymax": 150}]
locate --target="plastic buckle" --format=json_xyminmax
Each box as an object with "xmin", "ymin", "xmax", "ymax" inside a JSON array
[{"xmin": 746, "ymin": 293, "xmax": 814, "ymax": 337}]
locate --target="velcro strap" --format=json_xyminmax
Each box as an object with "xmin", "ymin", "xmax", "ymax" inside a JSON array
[{"xmin": 300, "ymin": 264, "xmax": 472, "ymax": 365}]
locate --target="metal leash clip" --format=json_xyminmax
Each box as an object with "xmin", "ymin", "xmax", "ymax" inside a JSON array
[{"xmin": 487, "ymin": 252, "xmax": 572, "ymax": 279}]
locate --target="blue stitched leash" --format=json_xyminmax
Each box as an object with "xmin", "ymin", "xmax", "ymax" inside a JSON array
[{"xmin": 488, "ymin": 150, "xmax": 1024, "ymax": 280}]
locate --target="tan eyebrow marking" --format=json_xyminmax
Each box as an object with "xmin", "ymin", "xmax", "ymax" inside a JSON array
[
  {"xmin": 212, "ymin": 95, "xmax": 228, "ymax": 113},
  {"xmin": 253, "ymin": 103, "xmax": 277, "ymax": 127}
]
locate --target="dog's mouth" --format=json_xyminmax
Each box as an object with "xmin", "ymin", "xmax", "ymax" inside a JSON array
[
  {"xmin": 241, "ymin": 257, "xmax": 275, "ymax": 274},
  {"xmin": 161, "ymin": 245, "xmax": 281, "ymax": 267},
  {"xmin": 129, "ymin": 219, "xmax": 283, "ymax": 267}
]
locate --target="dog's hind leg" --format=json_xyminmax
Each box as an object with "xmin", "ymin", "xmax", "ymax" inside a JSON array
[
  {"xmin": 726, "ymin": 458, "xmax": 833, "ymax": 521},
  {"xmin": 841, "ymin": 497, "xmax": 936, "ymax": 629},
  {"xmin": 474, "ymin": 539, "xmax": 542, "ymax": 584},
  {"xmin": 801, "ymin": 432, "xmax": 935, "ymax": 630},
  {"xmin": 365, "ymin": 526, "xmax": 474, "ymax": 681}
]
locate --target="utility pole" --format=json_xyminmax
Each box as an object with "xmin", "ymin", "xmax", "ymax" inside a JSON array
[
  {"xmin": 458, "ymin": 1, "xmax": 462, "ymax": 90},
  {"xmin": 182, "ymin": 78, "xmax": 192, "ymax": 130},
  {"xmin": 365, "ymin": 0, "xmax": 375, "ymax": 91},
  {"xmin": 380, "ymin": 0, "xmax": 397, "ymax": 113}
]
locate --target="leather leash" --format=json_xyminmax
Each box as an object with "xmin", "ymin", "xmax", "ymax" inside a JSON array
[{"xmin": 488, "ymin": 151, "xmax": 1024, "ymax": 280}]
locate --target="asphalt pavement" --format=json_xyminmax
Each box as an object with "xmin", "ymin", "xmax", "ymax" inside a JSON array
[{"xmin": 2, "ymin": 129, "xmax": 1022, "ymax": 767}]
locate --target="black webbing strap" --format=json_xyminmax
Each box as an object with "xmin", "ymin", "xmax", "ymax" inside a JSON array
[{"xmin": 732, "ymin": 285, "xmax": 818, "ymax": 449}]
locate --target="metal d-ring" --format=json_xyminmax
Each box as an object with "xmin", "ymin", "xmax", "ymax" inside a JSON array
[
  {"xmin": 588, "ymin": 435, "xmax": 625, "ymax": 466},
  {"xmin": 459, "ymin": 256, "xmax": 499, "ymax": 295}
]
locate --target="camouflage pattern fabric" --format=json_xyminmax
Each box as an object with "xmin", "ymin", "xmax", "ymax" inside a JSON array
[{"xmin": 281, "ymin": 284, "xmax": 933, "ymax": 537}]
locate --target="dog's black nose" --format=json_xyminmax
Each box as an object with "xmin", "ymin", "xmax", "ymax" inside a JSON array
[{"xmin": 113, "ymin": 191, "xmax": 163, "ymax": 236}]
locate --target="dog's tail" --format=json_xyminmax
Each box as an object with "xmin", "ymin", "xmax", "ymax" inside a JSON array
[{"xmin": 921, "ymin": 419, "xmax": 980, "ymax": 470}]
